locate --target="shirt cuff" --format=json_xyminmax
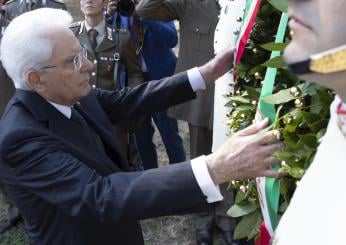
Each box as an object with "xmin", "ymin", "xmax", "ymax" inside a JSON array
[
  {"xmin": 191, "ymin": 155, "xmax": 223, "ymax": 203},
  {"xmin": 187, "ymin": 67, "xmax": 206, "ymax": 92}
]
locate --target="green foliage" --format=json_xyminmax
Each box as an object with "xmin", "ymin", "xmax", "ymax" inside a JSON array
[
  {"xmin": 226, "ymin": 0, "xmax": 332, "ymax": 240},
  {"xmin": 267, "ymin": 0, "xmax": 288, "ymax": 12},
  {"xmin": 260, "ymin": 42, "xmax": 288, "ymax": 51},
  {"xmin": 227, "ymin": 203, "xmax": 259, "ymax": 218},
  {"xmin": 234, "ymin": 210, "xmax": 262, "ymax": 240},
  {"xmin": 262, "ymin": 56, "xmax": 286, "ymax": 68}
]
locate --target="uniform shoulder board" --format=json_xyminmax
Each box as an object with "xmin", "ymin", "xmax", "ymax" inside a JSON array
[
  {"xmin": 51, "ymin": 0, "xmax": 65, "ymax": 4},
  {"xmin": 69, "ymin": 21, "xmax": 81, "ymax": 29}
]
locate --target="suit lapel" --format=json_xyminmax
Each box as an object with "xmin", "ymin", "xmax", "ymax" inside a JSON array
[
  {"xmin": 76, "ymin": 100, "xmax": 129, "ymax": 172},
  {"xmin": 15, "ymin": 90, "xmax": 127, "ymax": 175},
  {"xmin": 78, "ymin": 93, "xmax": 128, "ymax": 157}
]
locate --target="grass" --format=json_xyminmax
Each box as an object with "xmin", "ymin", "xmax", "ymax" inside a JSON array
[{"xmin": 0, "ymin": 224, "xmax": 27, "ymax": 245}]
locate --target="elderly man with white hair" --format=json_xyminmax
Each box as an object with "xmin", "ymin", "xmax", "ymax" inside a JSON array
[{"xmin": 0, "ymin": 8, "xmax": 282, "ymax": 245}]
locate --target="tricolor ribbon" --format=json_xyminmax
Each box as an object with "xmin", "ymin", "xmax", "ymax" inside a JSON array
[
  {"xmin": 255, "ymin": 13, "xmax": 289, "ymax": 243},
  {"xmin": 234, "ymin": 0, "xmax": 262, "ymax": 64},
  {"xmin": 212, "ymin": 0, "xmax": 262, "ymax": 151}
]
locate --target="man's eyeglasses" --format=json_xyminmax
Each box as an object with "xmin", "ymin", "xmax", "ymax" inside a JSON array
[{"xmin": 38, "ymin": 46, "xmax": 88, "ymax": 71}]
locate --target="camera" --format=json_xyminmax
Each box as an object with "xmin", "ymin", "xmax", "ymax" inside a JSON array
[{"xmin": 118, "ymin": 0, "xmax": 135, "ymax": 16}]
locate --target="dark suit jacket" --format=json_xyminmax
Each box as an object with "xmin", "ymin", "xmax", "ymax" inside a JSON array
[
  {"xmin": 139, "ymin": 19, "xmax": 177, "ymax": 80},
  {"xmin": 0, "ymin": 72, "xmax": 209, "ymax": 244}
]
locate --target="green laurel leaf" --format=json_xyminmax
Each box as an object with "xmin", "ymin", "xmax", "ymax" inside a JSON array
[
  {"xmin": 234, "ymin": 210, "xmax": 262, "ymax": 240},
  {"xmin": 262, "ymin": 56, "xmax": 286, "ymax": 68},
  {"xmin": 267, "ymin": 0, "xmax": 288, "ymax": 12},
  {"xmin": 260, "ymin": 42, "xmax": 288, "ymax": 51},
  {"xmin": 227, "ymin": 203, "xmax": 259, "ymax": 218}
]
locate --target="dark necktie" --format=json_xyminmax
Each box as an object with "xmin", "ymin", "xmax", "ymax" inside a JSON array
[
  {"xmin": 71, "ymin": 106, "xmax": 105, "ymax": 153},
  {"xmin": 88, "ymin": 29, "xmax": 98, "ymax": 51}
]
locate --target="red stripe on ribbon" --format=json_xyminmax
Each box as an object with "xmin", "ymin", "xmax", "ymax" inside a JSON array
[{"xmin": 235, "ymin": 0, "xmax": 262, "ymax": 64}]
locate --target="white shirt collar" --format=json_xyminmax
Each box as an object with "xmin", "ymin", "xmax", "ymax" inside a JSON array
[
  {"xmin": 84, "ymin": 19, "xmax": 105, "ymax": 36},
  {"xmin": 48, "ymin": 101, "xmax": 72, "ymax": 119}
]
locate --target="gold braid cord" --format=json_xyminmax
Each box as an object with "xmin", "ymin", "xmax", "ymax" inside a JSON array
[{"xmin": 310, "ymin": 45, "xmax": 346, "ymax": 74}]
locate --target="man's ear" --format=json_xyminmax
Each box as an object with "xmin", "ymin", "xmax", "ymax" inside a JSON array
[{"xmin": 25, "ymin": 70, "xmax": 46, "ymax": 93}]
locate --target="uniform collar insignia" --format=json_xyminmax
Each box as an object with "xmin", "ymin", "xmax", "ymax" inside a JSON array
[
  {"xmin": 79, "ymin": 21, "xmax": 85, "ymax": 35},
  {"xmin": 107, "ymin": 27, "xmax": 113, "ymax": 41}
]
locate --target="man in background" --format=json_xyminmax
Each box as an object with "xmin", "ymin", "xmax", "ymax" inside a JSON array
[{"xmin": 107, "ymin": 0, "xmax": 186, "ymax": 169}]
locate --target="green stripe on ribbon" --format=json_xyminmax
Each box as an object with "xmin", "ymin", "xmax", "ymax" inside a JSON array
[
  {"xmin": 258, "ymin": 12, "xmax": 288, "ymax": 230},
  {"xmin": 244, "ymin": 0, "xmax": 253, "ymax": 19},
  {"xmin": 237, "ymin": 0, "xmax": 254, "ymax": 44}
]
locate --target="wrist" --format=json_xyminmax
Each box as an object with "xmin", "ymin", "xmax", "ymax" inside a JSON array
[
  {"xmin": 198, "ymin": 62, "xmax": 214, "ymax": 84},
  {"xmin": 205, "ymin": 154, "xmax": 222, "ymax": 185}
]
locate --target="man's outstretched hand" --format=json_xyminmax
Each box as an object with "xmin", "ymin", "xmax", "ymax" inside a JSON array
[
  {"xmin": 206, "ymin": 118, "xmax": 284, "ymax": 185},
  {"xmin": 199, "ymin": 47, "xmax": 235, "ymax": 83}
]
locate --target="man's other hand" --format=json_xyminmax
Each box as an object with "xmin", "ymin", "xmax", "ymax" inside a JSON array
[{"xmin": 198, "ymin": 47, "xmax": 235, "ymax": 83}]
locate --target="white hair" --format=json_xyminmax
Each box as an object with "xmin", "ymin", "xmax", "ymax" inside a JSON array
[{"xmin": 0, "ymin": 8, "xmax": 73, "ymax": 90}]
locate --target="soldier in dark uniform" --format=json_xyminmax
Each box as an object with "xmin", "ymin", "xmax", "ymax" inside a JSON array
[
  {"xmin": 71, "ymin": 0, "xmax": 144, "ymax": 161},
  {"xmin": 5, "ymin": 0, "xmax": 66, "ymax": 21}
]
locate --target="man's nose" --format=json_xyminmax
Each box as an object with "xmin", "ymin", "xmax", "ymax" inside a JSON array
[{"xmin": 80, "ymin": 56, "xmax": 94, "ymax": 72}]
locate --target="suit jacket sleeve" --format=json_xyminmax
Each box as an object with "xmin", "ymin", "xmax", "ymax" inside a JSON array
[
  {"xmin": 0, "ymin": 126, "xmax": 209, "ymax": 224},
  {"xmin": 136, "ymin": 0, "xmax": 186, "ymax": 21},
  {"xmin": 95, "ymin": 71, "xmax": 196, "ymax": 124}
]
